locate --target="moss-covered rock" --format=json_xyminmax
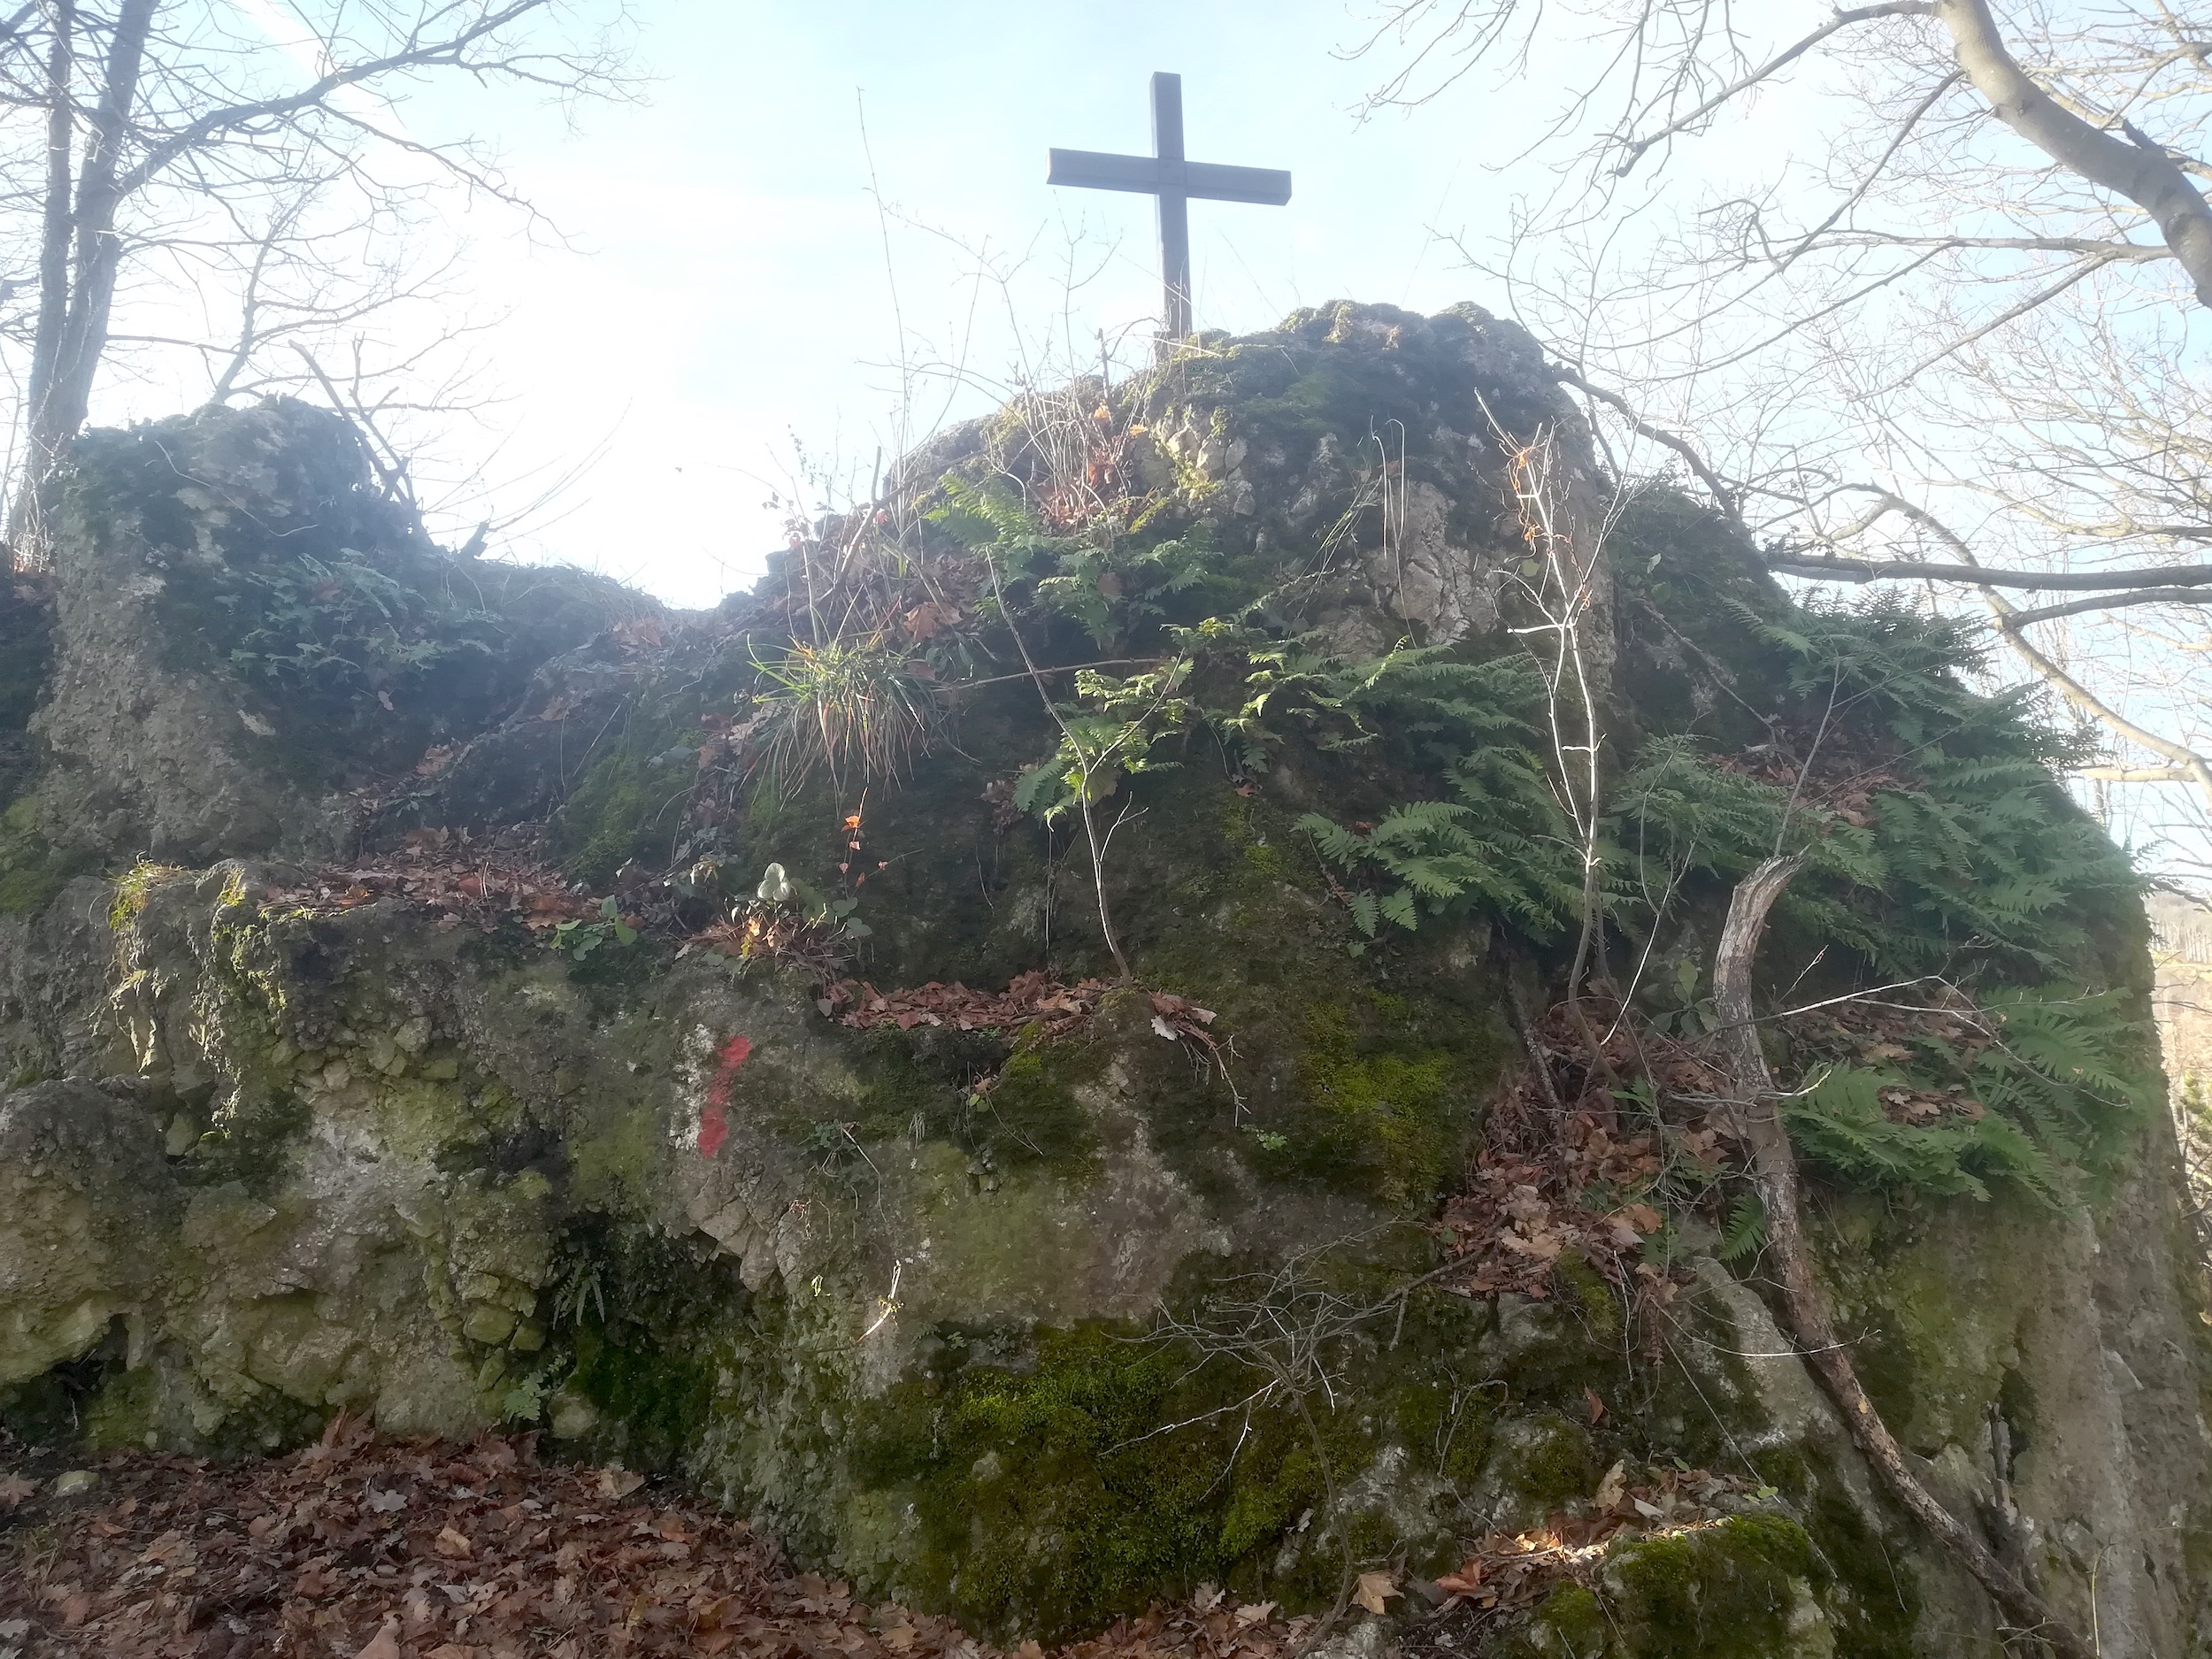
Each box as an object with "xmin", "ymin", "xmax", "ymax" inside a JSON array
[{"xmin": 0, "ymin": 305, "xmax": 2206, "ymax": 1657}]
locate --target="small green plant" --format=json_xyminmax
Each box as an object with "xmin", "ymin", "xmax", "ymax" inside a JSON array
[
  {"xmin": 497, "ymin": 1359, "xmax": 568, "ymax": 1425},
  {"xmin": 1713, "ymin": 1193, "xmax": 1766, "ymax": 1263},
  {"xmin": 929, "ymin": 475, "xmax": 1218, "ymax": 650},
  {"xmin": 109, "ymin": 858, "xmax": 187, "ymax": 928},
  {"xmin": 696, "ymin": 858, "xmax": 872, "ymax": 976},
  {"xmin": 1011, "ymin": 658, "xmax": 1196, "ymax": 821},
  {"xmin": 1299, "ymin": 791, "xmax": 1581, "ymax": 944},
  {"xmin": 752, "ymin": 859, "xmax": 871, "ymax": 940},
  {"xmin": 214, "ymin": 548, "xmax": 503, "ymax": 707},
  {"xmin": 551, "ymin": 1257, "xmax": 607, "ymax": 1328},
  {"xmin": 552, "ymin": 896, "xmax": 638, "ymax": 961}
]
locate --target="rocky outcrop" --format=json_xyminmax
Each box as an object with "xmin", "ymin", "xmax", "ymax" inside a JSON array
[
  {"xmin": 16, "ymin": 399, "xmax": 648, "ymax": 867},
  {"xmin": 1, "ymin": 306, "xmax": 2208, "ymax": 1655}
]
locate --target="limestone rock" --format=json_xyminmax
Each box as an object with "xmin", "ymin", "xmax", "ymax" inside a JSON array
[
  {"xmin": 0, "ymin": 307, "xmax": 2205, "ymax": 1655},
  {"xmin": 0, "ymin": 1079, "xmax": 175, "ymax": 1385}
]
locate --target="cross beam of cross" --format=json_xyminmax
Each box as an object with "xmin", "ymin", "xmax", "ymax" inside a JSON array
[{"xmin": 1048, "ymin": 73, "xmax": 1292, "ymax": 345}]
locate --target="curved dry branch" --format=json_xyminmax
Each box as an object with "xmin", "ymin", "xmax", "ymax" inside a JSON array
[
  {"xmin": 1778, "ymin": 488, "xmax": 2212, "ymax": 810},
  {"xmin": 1554, "ymin": 364, "xmax": 1743, "ymax": 525},
  {"xmin": 1814, "ymin": 232, "xmax": 2174, "ymax": 261},
  {"xmin": 1713, "ymin": 856, "xmax": 2097, "ymax": 1659}
]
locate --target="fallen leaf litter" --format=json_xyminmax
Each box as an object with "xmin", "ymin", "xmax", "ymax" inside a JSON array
[{"xmin": 0, "ymin": 1418, "xmax": 1314, "ymax": 1659}]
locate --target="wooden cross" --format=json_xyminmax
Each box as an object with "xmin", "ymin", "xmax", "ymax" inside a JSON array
[{"xmin": 1048, "ymin": 72, "xmax": 1292, "ymax": 344}]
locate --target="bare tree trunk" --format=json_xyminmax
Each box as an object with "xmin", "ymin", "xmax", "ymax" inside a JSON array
[
  {"xmin": 1713, "ymin": 855, "xmax": 2097, "ymax": 1659},
  {"xmin": 47, "ymin": 0, "xmax": 156, "ymax": 439},
  {"xmin": 13, "ymin": 0, "xmax": 157, "ymax": 553},
  {"xmin": 14, "ymin": 0, "xmax": 74, "ymax": 555}
]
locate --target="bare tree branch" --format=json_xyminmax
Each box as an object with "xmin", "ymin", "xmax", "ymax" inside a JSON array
[
  {"xmin": 1554, "ymin": 363, "xmax": 1742, "ymax": 523},
  {"xmin": 2003, "ymin": 585, "xmax": 2212, "ymax": 626},
  {"xmin": 1764, "ymin": 552, "xmax": 2212, "ymax": 589},
  {"xmin": 1935, "ymin": 0, "xmax": 2212, "ymax": 304},
  {"xmin": 1613, "ymin": 4, "xmax": 1938, "ymax": 177},
  {"xmin": 1818, "ymin": 232, "xmax": 2174, "ymax": 260},
  {"xmin": 0, "ymin": 0, "xmax": 632, "ymax": 557}
]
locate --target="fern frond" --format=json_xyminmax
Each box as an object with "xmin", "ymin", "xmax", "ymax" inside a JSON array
[{"xmin": 1715, "ymin": 1194, "xmax": 1766, "ymax": 1263}]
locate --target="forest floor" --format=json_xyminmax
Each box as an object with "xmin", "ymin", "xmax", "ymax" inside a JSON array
[{"xmin": 0, "ymin": 1418, "xmax": 1317, "ymax": 1659}]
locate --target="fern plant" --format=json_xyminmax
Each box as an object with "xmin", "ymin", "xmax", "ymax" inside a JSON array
[
  {"xmin": 1714, "ymin": 1193, "xmax": 1766, "ymax": 1263},
  {"xmin": 1784, "ymin": 987, "xmax": 2149, "ymax": 1203},
  {"xmin": 928, "ymin": 475, "xmax": 1218, "ymax": 651}
]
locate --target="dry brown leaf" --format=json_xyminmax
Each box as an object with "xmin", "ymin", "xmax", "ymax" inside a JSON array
[
  {"xmin": 1352, "ymin": 1571, "xmax": 1397, "ymax": 1617},
  {"xmin": 1593, "ymin": 1461, "xmax": 1628, "ymax": 1512},
  {"xmin": 0, "ymin": 1427, "xmax": 1310, "ymax": 1659}
]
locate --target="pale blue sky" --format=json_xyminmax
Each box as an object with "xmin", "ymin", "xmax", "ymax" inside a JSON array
[{"xmin": 399, "ymin": 0, "xmax": 1563, "ymax": 605}]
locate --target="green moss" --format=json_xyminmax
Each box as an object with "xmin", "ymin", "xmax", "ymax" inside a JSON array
[
  {"xmin": 1382, "ymin": 1340, "xmax": 1497, "ymax": 1485},
  {"xmin": 874, "ymin": 1325, "xmax": 1333, "ymax": 1640},
  {"xmin": 565, "ymin": 931, "xmax": 668, "ymax": 1011},
  {"xmin": 1799, "ymin": 1486, "xmax": 1919, "ymax": 1656},
  {"xmin": 1093, "ymin": 778, "xmax": 1510, "ymax": 1211},
  {"xmin": 1809, "ymin": 1188, "xmax": 2046, "ymax": 1456},
  {"xmin": 85, "ymin": 1364, "xmax": 323, "ymax": 1459},
  {"xmin": 1496, "ymin": 1505, "xmax": 1916, "ymax": 1659},
  {"xmin": 109, "ymin": 860, "xmax": 188, "ymax": 927},
  {"xmin": 1495, "ymin": 1410, "xmax": 1601, "ymax": 1515},
  {"xmin": 557, "ymin": 745, "xmax": 662, "ymax": 889},
  {"xmin": 1529, "ymin": 1581, "xmax": 1609, "ymax": 1651},
  {"xmin": 834, "ymin": 1279, "xmax": 1506, "ymax": 1642},
  {"xmin": 1608, "ymin": 1515, "xmax": 1813, "ymax": 1637},
  {"xmin": 969, "ymin": 1031, "xmax": 1105, "ymax": 1175},
  {"xmin": 1552, "ymin": 1253, "xmax": 1624, "ymax": 1343},
  {"xmin": 554, "ymin": 706, "xmax": 702, "ymax": 887},
  {"xmin": 567, "ymin": 1100, "xmax": 664, "ymax": 1213},
  {"xmin": 1288, "ymin": 1000, "xmax": 1457, "ymax": 1208}
]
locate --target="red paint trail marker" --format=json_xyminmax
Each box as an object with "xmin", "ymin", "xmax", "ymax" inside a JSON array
[{"xmin": 698, "ymin": 1034, "xmax": 753, "ymax": 1158}]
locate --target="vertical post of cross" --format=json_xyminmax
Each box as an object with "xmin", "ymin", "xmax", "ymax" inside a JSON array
[
  {"xmin": 1151, "ymin": 72, "xmax": 1192, "ymax": 344},
  {"xmin": 1048, "ymin": 76, "xmax": 1289, "ymax": 354}
]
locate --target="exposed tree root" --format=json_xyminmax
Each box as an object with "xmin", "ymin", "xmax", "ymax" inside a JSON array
[{"xmin": 1713, "ymin": 854, "xmax": 2096, "ymax": 1659}]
